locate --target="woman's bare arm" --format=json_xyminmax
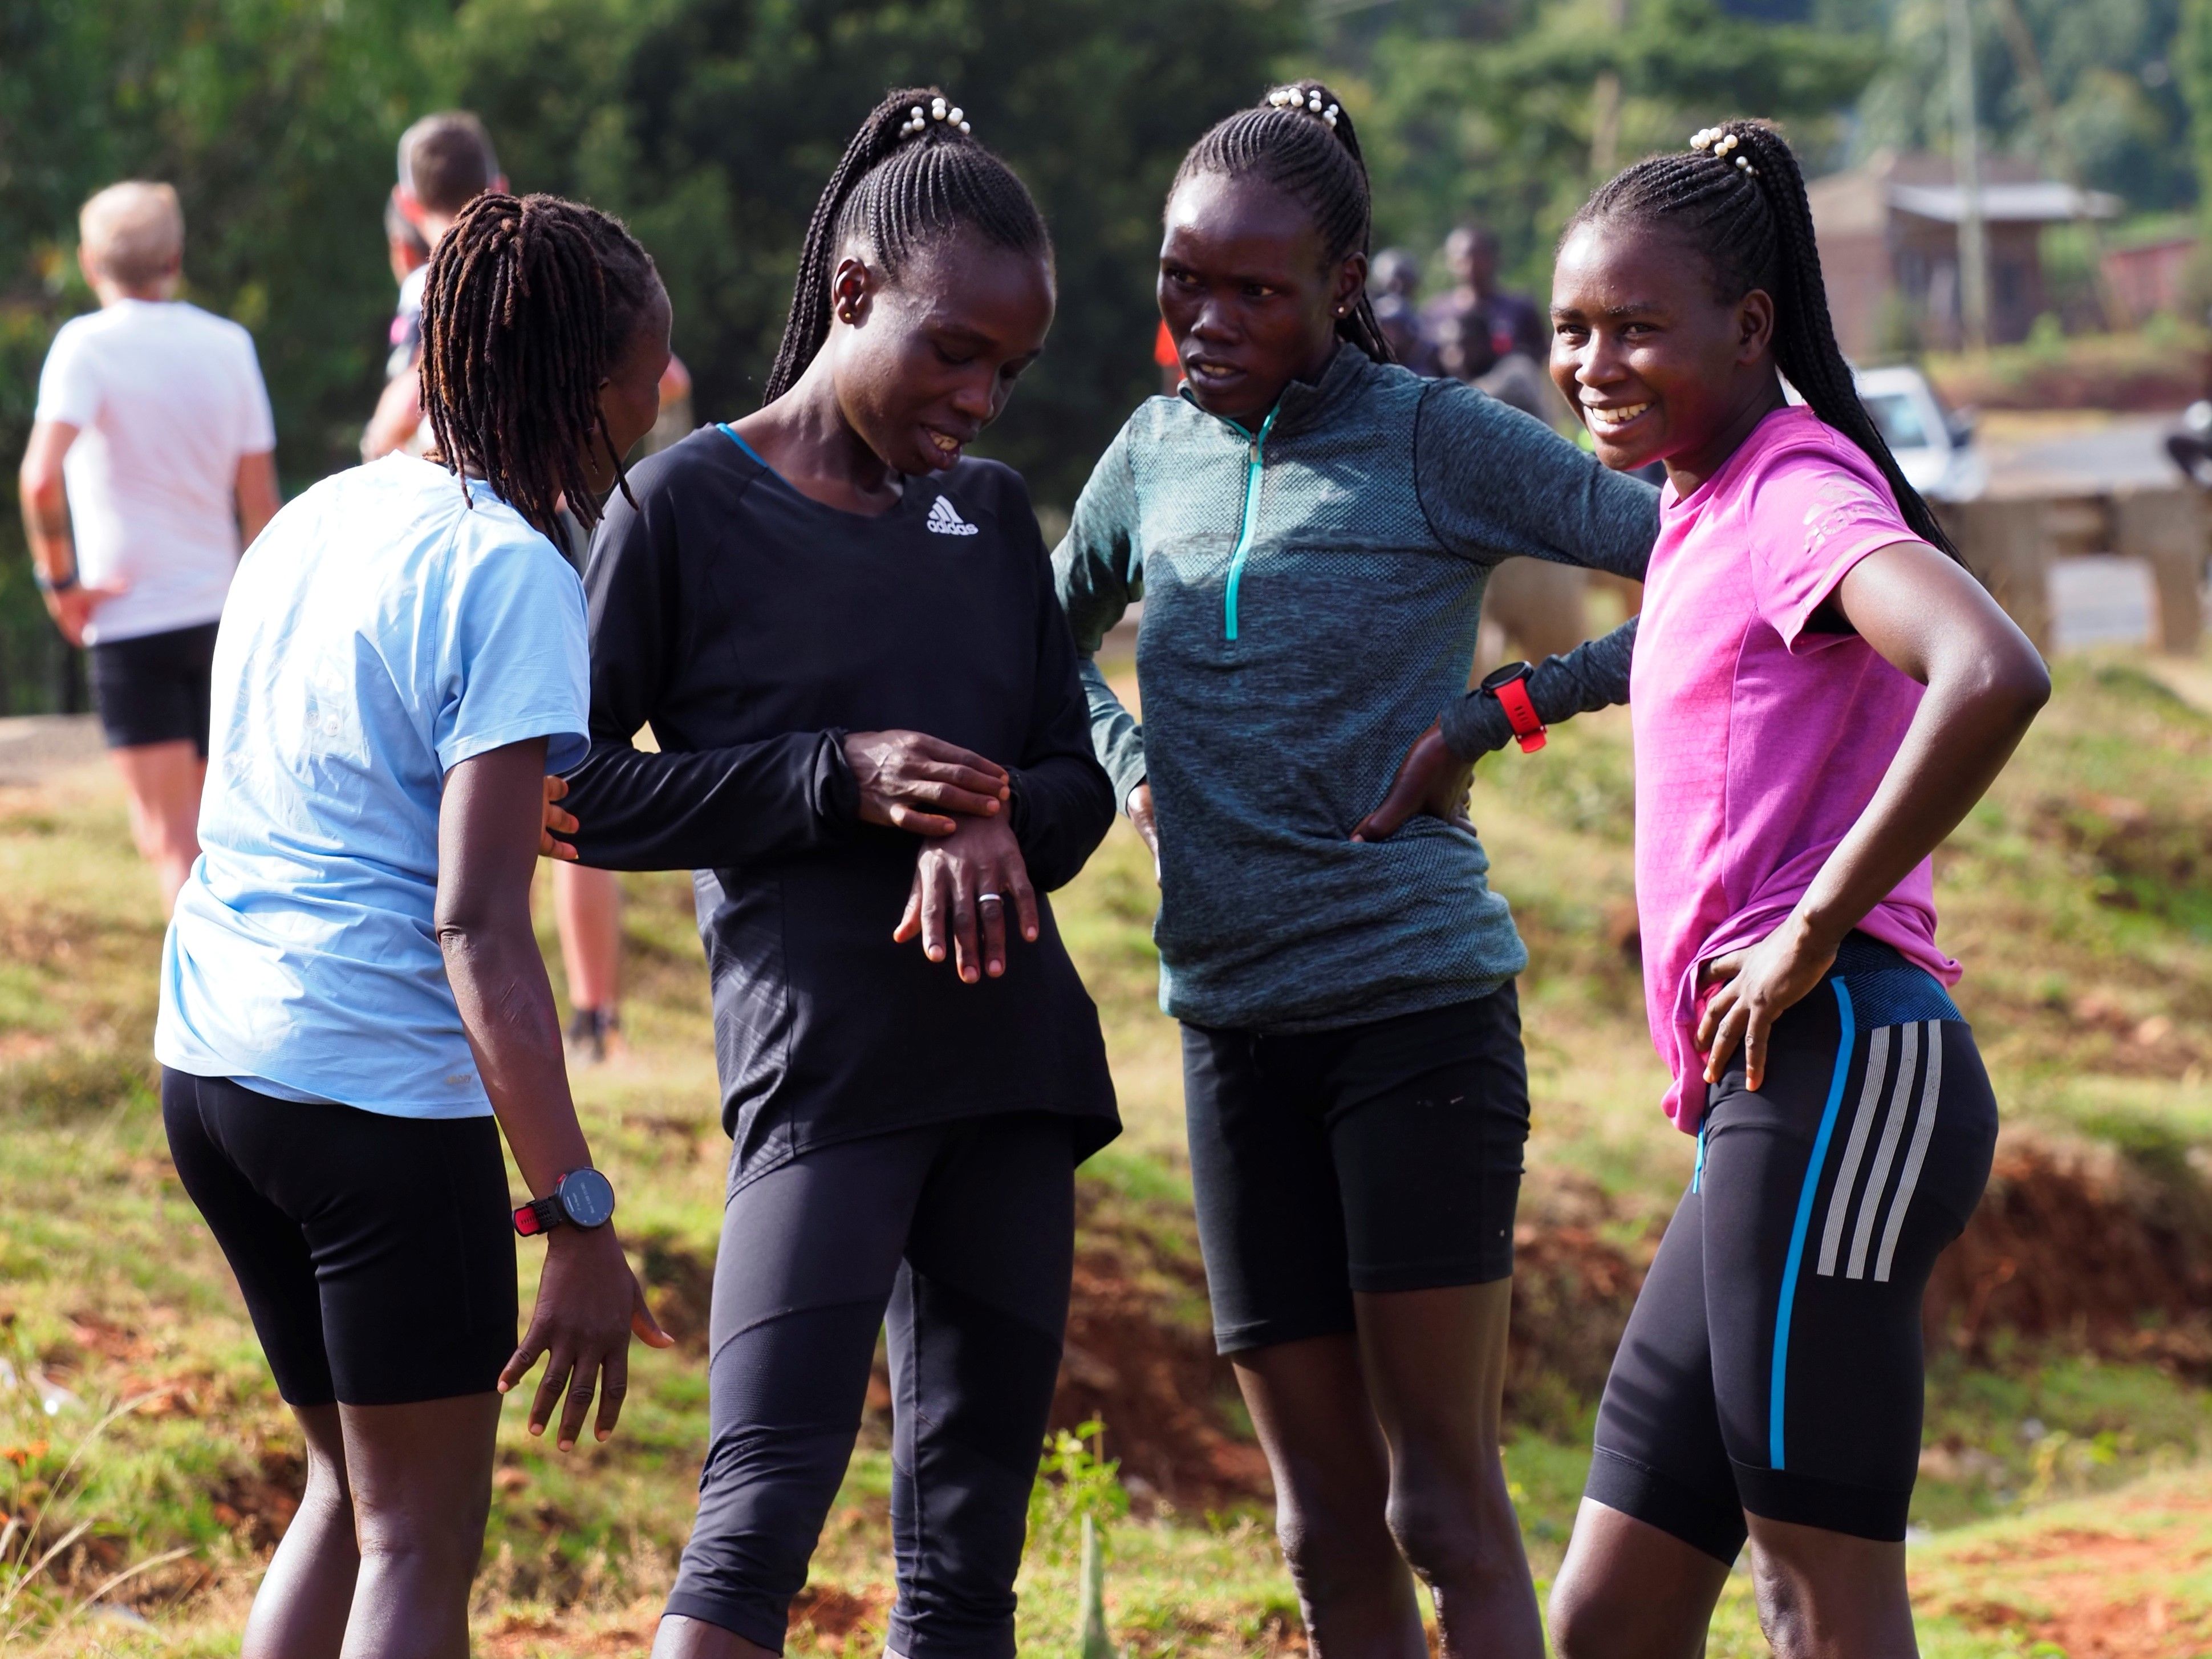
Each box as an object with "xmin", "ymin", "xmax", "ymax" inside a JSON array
[
  {"xmin": 1697, "ymin": 541, "xmax": 2049, "ymax": 1087},
  {"xmin": 436, "ymin": 739, "xmax": 669, "ymax": 1449}
]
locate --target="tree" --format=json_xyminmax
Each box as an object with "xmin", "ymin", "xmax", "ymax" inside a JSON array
[
  {"xmin": 443, "ymin": 0, "xmax": 1304, "ymax": 507},
  {"xmin": 1319, "ymin": 0, "xmax": 1882, "ymax": 297},
  {"xmin": 1, "ymin": 0, "xmax": 443, "ymax": 709}
]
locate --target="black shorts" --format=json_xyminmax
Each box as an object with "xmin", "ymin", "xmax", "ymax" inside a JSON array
[
  {"xmin": 1182, "ymin": 985, "xmax": 1531, "ymax": 1354},
  {"xmin": 88, "ymin": 619, "xmax": 219, "ymax": 755},
  {"xmin": 1586, "ymin": 938, "xmax": 1998, "ymax": 1558},
  {"xmin": 670, "ymin": 1113, "xmax": 1073, "ymax": 1659},
  {"xmin": 161, "ymin": 1069, "xmax": 518, "ymax": 1407}
]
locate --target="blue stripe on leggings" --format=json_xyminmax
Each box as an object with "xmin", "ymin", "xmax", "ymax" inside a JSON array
[
  {"xmin": 1769, "ymin": 979, "xmax": 1856, "ymax": 1471},
  {"xmin": 1692, "ymin": 1123, "xmax": 1707, "ymax": 1194}
]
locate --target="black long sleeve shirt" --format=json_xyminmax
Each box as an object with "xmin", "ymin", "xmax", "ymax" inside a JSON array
[{"xmin": 561, "ymin": 427, "xmax": 1119, "ymax": 1186}]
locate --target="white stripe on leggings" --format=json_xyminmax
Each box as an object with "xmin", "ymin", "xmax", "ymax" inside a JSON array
[
  {"xmin": 1847, "ymin": 1020, "xmax": 1921, "ymax": 1280},
  {"xmin": 1873, "ymin": 1023, "xmax": 1944, "ymax": 1284},
  {"xmin": 1816, "ymin": 1025, "xmax": 1891, "ymax": 1279}
]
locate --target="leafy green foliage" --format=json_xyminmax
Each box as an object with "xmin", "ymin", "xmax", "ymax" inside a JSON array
[
  {"xmin": 1313, "ymin": 0, "xmax": 1881, "ymax": 293},
  {"xmin": 1028, "ymin": 1418, "xmax": 1131, "ymax": 1568}
]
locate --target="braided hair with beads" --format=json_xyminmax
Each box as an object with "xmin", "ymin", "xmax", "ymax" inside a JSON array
[
  {"xmin": 1172, "ymin": 82, "xmax": 1394, "ymax": 364},
  {"xmin": 1568, "ymin": 120, "xmax": 1958, "ymax": 559},
  {"xmin": 420, "ymin": 192, "xmax": 662, "ymax": 542},
  {"xmin": 762, "ymin": 88, "xmax": 1052, "ymax": 404}
]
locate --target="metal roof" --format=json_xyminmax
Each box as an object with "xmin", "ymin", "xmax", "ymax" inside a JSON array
[{"xmin": 1886, "ymin": 181, "xmax": 2121, "ymax": 224}]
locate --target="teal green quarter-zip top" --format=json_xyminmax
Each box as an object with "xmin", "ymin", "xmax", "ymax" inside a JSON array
[
  {"xmin": 1220, "ymin": 403, "xmax": 1279, "ymax": 642},
  {"xmin": 1052, "ymin": 345, "xmax": 1658, "ymax": 1035}
]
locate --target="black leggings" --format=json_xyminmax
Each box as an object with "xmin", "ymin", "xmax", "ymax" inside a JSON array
[
  {"xmin": 161, "ymin": 1068, "xmax": 517, "ymax": 1406},
  {"xmin": 1587, "ymin": 941, "xmax": 1998, "ymax": 1558},
  {"xmin": 667, "ymin": 1113, "xmax": 1074, "ymax": 1659}
]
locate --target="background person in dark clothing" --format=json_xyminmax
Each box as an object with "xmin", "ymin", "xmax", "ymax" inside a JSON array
[
  {"xmin": 1370, "ymin": 248, "xmax": 1439, "ymax": 376},
  {"xmin": 554, "ymin": 88, "xmax": 1117, "ymax": 1659},
  {"xmin": 1423, "ymin": 221, "xmax": 1548, "ymax": 373}
]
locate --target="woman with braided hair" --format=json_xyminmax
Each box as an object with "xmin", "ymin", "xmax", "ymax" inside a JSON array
[
  {"xmin": 1055, "ymin": 80, "xmax": 1660, "ymax": 1659},
  {"xmin": 156, "ymin": 192, "xmax": 673, "ymax": 1654},
  {"xmin": 550, "ymin": 88, "xmax": 1115, "ymax": 1659},
  {"xmin": 1525, "ymin": 121, "xmax": 2047, "ymax": 1655}
]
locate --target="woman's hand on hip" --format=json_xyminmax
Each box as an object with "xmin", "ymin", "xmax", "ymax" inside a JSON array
[
  {"xmin": 1696, "ymin": 913, "xmax": 1840, "ymax": 1092},
  {"xmin": 1126, "ymin": 781, "xmax": 1161, "ymax": 879},
  {"xmin": 1351, "ymin": 719, "xmax": 1474, "ymax": 842},
  {"xmin": 539, "ymin": 774, "xmax": 581, "ymax": 862},
  {"xmin": 500, "ymin": 1223, "xmax": 671, "ymax": 1451},
  {"xmin": 845, "ymin": 730, "xmax": 1010, "ymax": 835},
  {"xmin": 895, "ymin": 813, "xmax": 1040, "ymax": 983}
]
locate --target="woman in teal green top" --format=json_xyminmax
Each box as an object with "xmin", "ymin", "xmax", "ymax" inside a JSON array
[{"xmin": 1053, "ymin": 83, "xmax": 1653, "ymax": 1658}]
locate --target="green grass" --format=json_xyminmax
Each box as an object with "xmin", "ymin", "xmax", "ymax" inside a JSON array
[{"xmin": 3, "ymin": 651, "xmax": 2211, "ymax": 1653}]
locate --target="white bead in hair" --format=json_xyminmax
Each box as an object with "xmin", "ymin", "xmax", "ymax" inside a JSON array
[
  {"xmin": 1324, "ymin": 103, "xmax": 1340, "ymax": 128},
  {"xmin": 1689, "ymin": 126, "xmax": 1718, "ymax": 151},
  {"xmin": 948, "ymin": 106, "xmax": 964, "ymax": 125}
]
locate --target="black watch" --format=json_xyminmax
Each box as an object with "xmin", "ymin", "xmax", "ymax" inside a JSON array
[{"xmin": 513, "ymin": 1167, "xmax": 616, "ymax": 1236}]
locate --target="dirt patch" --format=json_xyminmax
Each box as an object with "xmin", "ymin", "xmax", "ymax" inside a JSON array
[
  {"xmin": 1935, "ymin": 1523, "xmax": 2212, "ymax": 1657},
  {"xmin": 788, "ymin": 1581, "xmax": 889, "ymax": 1640},
  {"xmin": 1506, "ymin": 1223, "xmax": 1646, "ymax": 1415},
  {"xmin": 1055, "ymin": 1189, "xmax": 1271, "ymax": 1508},
  {"xmin": 1925, "ymin": 1135, "xmax": 2212, "ymax": 1374},
  {"xmin": 637, "ymin": 1231, "xmax": 716, "ymax": 1355},
  {"xmin": 209, "ymin": 1444, "xmax": 305, "ymax": 1551}
]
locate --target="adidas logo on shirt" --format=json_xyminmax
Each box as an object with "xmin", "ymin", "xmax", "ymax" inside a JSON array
[{"xmin": 926, "ymin": 495, "xmax": 979, "ymax": 536}]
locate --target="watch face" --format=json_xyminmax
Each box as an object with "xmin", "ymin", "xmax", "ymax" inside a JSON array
[
  {"xmin": 558, "ymin": 1168, "xmax": 616, "ymax": 1228},
  {"xmin": 1481, "ymin": 662, "xmax": 1533, "ymax": 692}
]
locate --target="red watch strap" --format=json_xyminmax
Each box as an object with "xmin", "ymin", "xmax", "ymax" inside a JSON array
[
  {"xmin": 1493, "ymin": 676, "xmax": 1547, "ymax": 752},
  {"xmin": 513, "ymin": 1202, "xmax": 543, "ymax": 1236}
]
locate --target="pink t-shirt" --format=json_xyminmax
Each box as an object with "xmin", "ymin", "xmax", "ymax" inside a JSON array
[{"xmin": 1630, "ymin": 405, "xmax": 1961, "ymax": 1131}]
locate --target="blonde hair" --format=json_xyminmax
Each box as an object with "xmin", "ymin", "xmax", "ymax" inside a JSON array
[{"xmin": 79, "ymin": 181, "xmax": 184, "ymax": 289}]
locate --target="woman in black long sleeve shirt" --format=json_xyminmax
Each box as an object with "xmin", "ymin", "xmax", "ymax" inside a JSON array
[{"xmin": 558, "ymin": 92, "xmax": 1115, "ymax": 1659}]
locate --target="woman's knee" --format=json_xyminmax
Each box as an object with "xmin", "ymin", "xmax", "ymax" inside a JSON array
[
  {"xmin": 1383, "ymin": 1462, "xmax": 1513, "ymax": 1588},
  {"xmin": 1548, "ymin": 1569, "xmax": 1636, "ymax": 1659},
  {"xmin": 1273, "ymin": 1490, "xmax": 1398, "ymax": 1603}
]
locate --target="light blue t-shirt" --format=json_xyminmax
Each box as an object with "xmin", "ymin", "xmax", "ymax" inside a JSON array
[{"xmin": 156, "ymin": 454, "xmax": 589, "ymax": 1118}]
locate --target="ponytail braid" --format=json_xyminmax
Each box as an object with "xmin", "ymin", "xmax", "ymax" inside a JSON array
[
  {"xmin": 1173, "ymin": 81, "xmax": 1394, "ymax": 364},
  {"xmin": 763, "ymin": 87, "xmax": 1051, "ymax": 403},
  {"xmin": 420, "ymin": 192, "xmax": 661, "ymax": 542},
  {"xmin": 1569, "ymin": 120, "xmax": 1958, "ymax": 561}
]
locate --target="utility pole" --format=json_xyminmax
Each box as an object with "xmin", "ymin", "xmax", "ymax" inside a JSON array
[
  {"xmin": 1989, "ymin": 0, "xmax": 2127, "ymax": 330},
  {"xmin": 1946, "ymin": 0, "xmax": 1991, "ymax": 351},
  {"xmin": 1590, "ymin": 0, "xmax": 1628, "ymax": 179}
]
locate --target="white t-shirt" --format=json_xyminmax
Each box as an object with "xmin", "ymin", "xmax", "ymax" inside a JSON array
[
  {"xmin": 157, "ymin": 455, "xmax": 589, "ymax": 1117},
  {"xmin": 33, "ymin": 299, "xmax": 277, "ymax": 645}
]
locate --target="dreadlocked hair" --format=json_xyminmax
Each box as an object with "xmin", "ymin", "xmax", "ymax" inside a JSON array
[
  {"xmin": 420, "ymin": 192, "xmax": 661, "ymax": 542},
  {"xmin": 1172, "ymin": 82, "xmax": 1393, "ymax": 364},
  {"xmin": 763, "ymin": 88, "xmax": 1051, "ymax": 403},
  {"xmin": 1569, "ymin": 120, "xmax": 1958, "ymax": 559}
]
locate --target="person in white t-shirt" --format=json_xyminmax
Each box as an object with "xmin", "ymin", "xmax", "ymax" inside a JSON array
[
  {"xmin": 362, "ymin": 112, "xmax": 507, "ymax": 464},
  {"xmin": 17, "ymin": 180, "xmax": 281, "ymax": 912}
]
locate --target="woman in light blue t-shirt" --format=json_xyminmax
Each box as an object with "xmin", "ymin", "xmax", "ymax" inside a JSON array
[{"xmin": 155, "ymin": 193, "xmax": 673, "ymax": 1654}]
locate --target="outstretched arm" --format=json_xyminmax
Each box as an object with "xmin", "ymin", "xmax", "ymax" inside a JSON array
[
  {"xmin": 436, "ymin": 739, "xmax": 669, "ymax": 1450},
  {"xmin": 1355, "ymin": 615, "xmax": 1640, "ymax": 842},
  {"xmin": 1697, "ymin": 542, "xmax": 2048, "ymax": 1087}
]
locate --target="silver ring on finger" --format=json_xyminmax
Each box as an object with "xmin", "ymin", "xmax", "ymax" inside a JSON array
[{"xmin": 977, "ymin": 892, "xmax": 1003, "ymax": 906}]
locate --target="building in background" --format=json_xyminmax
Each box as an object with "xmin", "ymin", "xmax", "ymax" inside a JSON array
[
  {"xmin": 2100, "ymin": 229, "xmax": 2198, "ymax": 322},
  {"xmin": 1809, "ymin": 152, "xmax": 2118, "ymax": 356}
]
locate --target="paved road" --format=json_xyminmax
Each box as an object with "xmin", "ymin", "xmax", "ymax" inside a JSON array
[
  {"xmin": 0, "ymin": 713, "xmax": 104, "ymax": 786},
  {"xmin": 1980, "ymin": 413, "xmax": 2211, "ymax": 650},
  {"xmin": 1982, "ymin": 413, "xmax": 2183, "ymax": 499}
]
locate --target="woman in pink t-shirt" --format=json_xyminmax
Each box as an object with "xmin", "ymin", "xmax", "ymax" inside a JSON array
[{"xmin": 1537, "ymin": 123, "xmax": 2049, "ymax": 1654}]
